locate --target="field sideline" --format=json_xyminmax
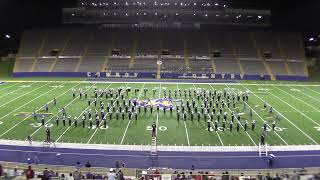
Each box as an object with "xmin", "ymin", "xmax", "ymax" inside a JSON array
[{"xmin": 0, "ymin": 80, "xmax": 320, "ymax": 148}]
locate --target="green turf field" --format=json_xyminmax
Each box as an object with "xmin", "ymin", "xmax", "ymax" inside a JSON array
[{"xmin": 0, "ymin": 80, "xmax": 320, "ymax": 146}]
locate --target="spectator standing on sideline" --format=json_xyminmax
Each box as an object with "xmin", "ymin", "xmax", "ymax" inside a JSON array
[
  {"xmin": 118, "ymin": 170, "xmax": 125, "ymax": 180},
  {"xmin": 73, "ymin": 169, "xmax": 82, "ymax": 180},
  {"xmin": 85, "ymin": 160, "xmax": 92, "ymax": 168},
  {"xmin": 75, "ymin": 161, "xmax": 82, "ymax": 170},
  {"xmin": 107, "ymin": 168, "xmax": 117, "ymax": 180},
  {"xmin": 0, "ymin": 164, "xmax": 3, "ymax": 177},
  {"xmin": 25, "ymin": 166, "xmax": 35, "ymax": 179},
  {"xmin": 68, "ymin": 172, "xmax": 74, "ymax": 180},
  {"xmin": 115, "ymin": 161, "xmax": 120, "ymax": 169}
]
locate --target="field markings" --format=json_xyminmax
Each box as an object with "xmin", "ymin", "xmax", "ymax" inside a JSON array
[
  {"xmin": 0, "ymin": 82, "xmax": 83, "ymax": 138},
  {"xmin": 120, "ymin": 83, "xmax": 145, "ymax": 145},
  {"xmin": 274, "ymin": 86, "xmax": 320, "ymax": 112},
  {"xmin": 225, "ymin": 84, "xmax": 288, "ymax": 145},
  {"xmin": 0, "ymin": 82, "xmax": 36, "ymax": 100},
  {"xmin": 155, "ymin": 83, "xmax": 162, "ymax": 137},
  {"xmin": 272, "ymin": 85, "xmax": 320, "ymax": 126},
  {"xmin": 0, "ymin": 82, "xmax": 64, "ymax": 121},
  {"xmin": 87, "ymin": 83, "xmax": 127, "ymax": 144},
  {"xmin": 0, "ymin": 82, "xmax": 38, "ymax": 103},
  {"xmin": 29, "ymin": 83, "xmax": 84, "ymax": 137},
  {"xmin": 242, "ymin": 84, "xmax": 318, "ymax": 145},
  {"xmin": 192, "ymin": 84, "xmax": 225, "ymax": 146},
  {"xmin": 0, "ymin": 82, "xmax": 21, "ymax": 92},
  {"xmin": 0, "ymin": 82, "xmax": 51, "ymax": 110},
  {"xmin": 304, "ymin": 87, "xmax": 320, "ymax": 96},
  {"xmin": 288, "ymin": 86, "xmax": 320, "ymax": 105},
  {"xmin": 56, "ymin": 83, "xmax": 99, "ymax": 142},
  {"xmin": 208, "ymin": 84, "xmax": 257, "ymax": 146},
  {"xmin": 177, "ymin": 83, "xmax": 190, "ymax": 146}
]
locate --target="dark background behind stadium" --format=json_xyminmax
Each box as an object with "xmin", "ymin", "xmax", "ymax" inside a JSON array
[{"xmin": 0, "ymin": 0, "xmax": 319, "ymax": 55}]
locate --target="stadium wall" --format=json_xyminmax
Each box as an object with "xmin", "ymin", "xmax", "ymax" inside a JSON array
[{"xmin": 11, "ymin": 72, "xmax": 307, "ymax": 81}]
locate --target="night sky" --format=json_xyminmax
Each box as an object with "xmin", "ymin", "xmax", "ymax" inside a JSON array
[{"xmin": 0, "ymin": 0, "xmax": 319, "ymax": 54}]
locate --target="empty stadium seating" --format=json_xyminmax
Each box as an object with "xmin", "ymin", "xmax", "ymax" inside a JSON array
[
  {"xmin": 40, "ymin": 29, "xmax": 70, "ymax": 56},
  {"xmin": 34, "ymin": 58, "xmax": 55, "ymax": 72},
  {"xmin": 77, "ymin": 56, "xmax": 106, "ymax": 72},
  {"xmin": 62, "ymin": 29, "xmax": 90, "ymax": 56},
  {"xmin": 52, "ymin": 58, "xmax": 79, "ymax": 72},
  {"xmin": 19, "ymin": 30, "xmax": 46, "ymax": 57},
  {"xmin": 287, "ymin": 61, "xmax": 307, "ymax": 76},
  {"xmin": 14, "ymin": 28, "xmax": 308, "ymax": 78},
  {"xmin": 15, "ymin": 58, "xmax": 34, "ymax": 72},
  {"xmin": 241, "ymin": 60, "xmax": 267, "ymax": 75},
  {"xmin": 214, "ymin": 59, "xmax": 241, "ymax": 74},
  {"xmin": 267, "ymin": 60, "xmax": 288, "ymax": 75}
]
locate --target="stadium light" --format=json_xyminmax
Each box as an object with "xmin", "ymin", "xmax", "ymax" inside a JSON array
[
  {"xmin": 4, "ymin": 34, "xmax": 11, "ymax": 39},
  {"xmin": 215, "ymin": 3, "xmax": 219, "ymax": 6},
  {"xmin": 309, "ymin": 37, "xmax": 315, "ymax": 42},
  {"xmin": 258, "ymin": 15, "xmax": 262, "ymax": 19}
]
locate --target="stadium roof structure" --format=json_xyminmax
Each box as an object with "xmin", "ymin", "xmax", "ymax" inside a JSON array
[{"xmin": 62, "ymin": 0, "xmax": 271, "ymax": 27}]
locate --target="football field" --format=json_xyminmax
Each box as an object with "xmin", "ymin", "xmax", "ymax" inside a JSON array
[{"xmin": 0, "ymin": 80, "xmax": 320, "ymax": 147}]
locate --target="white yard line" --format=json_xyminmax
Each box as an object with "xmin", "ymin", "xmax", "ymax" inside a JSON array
[
  {"xmin": 272, "ymin": 85, "xmax": 320, "ymax": 126},
  {"xmin": 0, "ymin": 82, "xmax": 82, "ymax": 138},
  {"xmin": 192, "ymin": 84, "xmax": 224, "ymax": 146},
  {"xmin": 225, "ymin": 84, "xmax": 288, "ymax": 145},
  {"xmin": 0, "ymin": 82, "xmax": 21, "ymax": 92},
  {"xmin": 288, "ymin": 86, "xmax": 320, "ymax": 105},
  {"xmin": 156, "ymin": 83, "xmax": 162, "ymax": 137},
  {"xmin": 0, "ymin": 82, "xmax": 50, "ymax": 109},
  {"xmin": 274, "ymin": 86, "xmax": 320, "ymax": 112},
  {"xmin": 177, "ymin": 83, "xmax": 190, "ymax": 146},
  {"xmin": 304, "ymin": 87, "xmax": 320, "ymax": 96},
  {"xmin": 87, "ymin": 83, "xmax": 126, "ymax": 144},
  {"xmin": 29, "ymin": 82, "xmax": 88, "ymax": 137},
  {"xmin": 120, "ymin": 83, "xmax": 146, "ymax": 145},
  {"xmin": 8, "ymin": 83, "xmax": 80, "ymax": 137},
  {"xmin": 183, "ymin": 121, "xmax": 191, "ymax": 146},
  {"xmin": 0, "ymin": 82, "xmax": 37, "ymax": 102},
  {"xmin": 208, "ymin": 84, "xmax": 257, "ymax": 146},
  {"xmin": 55, "ymin": 83, "xmax": 99, "ymax": 142},
  {"xmin": 243, "ymin": 84, "xmax": 318, "ymax": 145},
  {"xmin": 0, "ymin": 82, "xmax": 64, "ymax": 121}
]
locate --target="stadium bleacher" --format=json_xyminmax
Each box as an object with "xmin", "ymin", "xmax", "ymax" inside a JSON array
[
  {"xmin": 51, "ymin": 58, "xmax": 79, "ymax": 72},
  {"xmin": 34, "ymin": 58, "xmax": 55, "ymax": 72},
  {"xmin": 13, "ymin": 28, "xmax": 308, "ymax": 79},
  {"xmin": 77, "ymin": 56, "xmax": 106, "ymax": 72}
]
